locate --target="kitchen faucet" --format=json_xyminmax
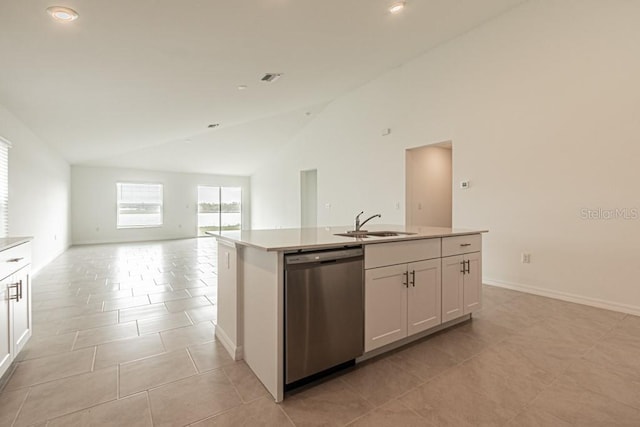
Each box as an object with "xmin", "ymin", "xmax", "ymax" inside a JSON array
[{"xmin": 355, "ymin": 211, "xmax": 382, "ymax": 231}]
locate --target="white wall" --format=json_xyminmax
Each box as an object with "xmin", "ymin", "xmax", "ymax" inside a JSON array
[
  {"xmin": 251, "ymin": 0, "xmax": 640, "ymax": 313},
  {"xmin": 72, "ymin": 166, "xmax": 250, "ymax": 245},
  {"xmin": 0, "ymin": 104, "xmax": 71, "ymax": 273},
  {"xmin": 406, "ymin": 145, "xmax": 452, "ymax": 227}
]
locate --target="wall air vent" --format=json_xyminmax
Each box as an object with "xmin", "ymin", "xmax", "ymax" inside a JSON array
[{"xmin": 261, "ymin": 73, "xmax": 283, "ymax": 83}]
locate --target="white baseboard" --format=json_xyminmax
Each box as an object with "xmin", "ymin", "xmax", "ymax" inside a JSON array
[
  {"xmin": 215, "ymin": 326, "xmax": 243, "ymax": 361},
  {"xmin": 484, "ymin": 278, "xmax": 640, "ymax": 316}
]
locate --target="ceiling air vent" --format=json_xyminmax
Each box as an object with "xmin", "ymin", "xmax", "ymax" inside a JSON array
[{"xmin": 261, "ymin": 73, "xmax": 283, "ymax": 83}]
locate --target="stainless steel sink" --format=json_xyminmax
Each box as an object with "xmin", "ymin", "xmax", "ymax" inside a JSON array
[
  {"xmin": 334, "ymin": 231, "xmax": 417, "ymax": 238},
  {"xmin": 364, "ymin": 231, "xmax": 417, "ymax": 237},
  {"xmin": 334, "ymin": 231, "xmax": 370, "ymax": 238}
]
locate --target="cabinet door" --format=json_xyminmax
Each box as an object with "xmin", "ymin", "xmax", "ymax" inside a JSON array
[
  {"xmin": 364, "ymin": 264, "xmax": 408, "ymax": 352},
  {"xmin": 441, "ymin": 255, "xmax": 464, "ymax": 322},
  {"xmin": 407, "ymin": 259, "xmax": 441, "ymax": 335},
  {"xmin": 463, "ymin": 252, "xmax": 482, "ymax": 315},
  {"xmin": 1, "ymin": 276, "xmax": 14, "ymax": 377},
  {"xmin": 12, "ymin": 268, "xmax": 31, "ymax": 356}
]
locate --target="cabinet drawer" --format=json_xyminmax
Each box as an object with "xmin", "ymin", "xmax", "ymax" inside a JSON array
[
  {"xmin": 442, "ymin": 234, "xmax": 481, "ymax": 257},
  {"xmin": 365, "ymin": 238, "xmax": 441, "ymax": 269},
  {"xmin": 0, "ymin": 242, "xmax": 31, "ymax": 281}
]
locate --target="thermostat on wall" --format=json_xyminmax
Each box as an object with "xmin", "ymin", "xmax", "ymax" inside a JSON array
[{"xmin": 460, "ymin": 181, "xmax": 470, "ymax": 189}]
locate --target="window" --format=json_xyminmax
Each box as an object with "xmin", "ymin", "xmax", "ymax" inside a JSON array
[
  {"xmin": 0, "ymin": 137, "xmax": 10, "ymax": 237},
  {"xmin": 116, "ymin": 183, "xmax": 163, "ymax": 228},
  {"xmin": 197, "ymin": 186, "xmax": 242, "ymax": 236}
]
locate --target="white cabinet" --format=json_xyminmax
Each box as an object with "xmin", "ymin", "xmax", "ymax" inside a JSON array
[
  {"xmin": 0, "ymin": 241, "xmax": 32, "ymax": 379},
  {"xmin": 364, "ymin": 264, "xmax": 407, "ymax": 352},
  {"xmin": 463, "ymin": 252, "xmax": 482, "ymax": 314},
  {"xmin": 441, "ymin": 255, "xmax": 465, "ymax": 322},
  {"xmin": 364, "ymin": 234, "xmax": 482, "ymax": 353},
  {"xmin": 1, "ymin": 275, "xmax": 12, "ymax": 376},
  {"xmin": 364, "ymin": 250, "xmax": 442, "ymax": 352},
  {"xmin": 11, "ymin": 267, "xmax": 31, "ymax": 356},
  {"xmin": 441, "ymin": 235, "xmax": 482, "ymax": 323},
  {"xmin": 408, "ymin": 259, "xmax": 441, "ymax": 335}
]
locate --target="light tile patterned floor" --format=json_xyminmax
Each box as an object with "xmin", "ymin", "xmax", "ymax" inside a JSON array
[{"xmin": 1, "ymin": 238, "xmax": 640, "ymax": 426}]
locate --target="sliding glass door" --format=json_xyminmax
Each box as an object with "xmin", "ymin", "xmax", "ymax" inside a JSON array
[{"xmin": 197, "ymin": 186, "xmax": 242, "ymax": 236}]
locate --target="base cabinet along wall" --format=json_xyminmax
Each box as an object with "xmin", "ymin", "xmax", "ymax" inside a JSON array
[
  {"xmin": 364, "ymin": 239, "xmax": 442, "ymax": 353},
  {"xmin": 364, "ymin": 234, "xmax": 481, "ymax": 353},
  {"xmin": 0, "ymin": 241, "xmax": 32, "ymax": 379}
]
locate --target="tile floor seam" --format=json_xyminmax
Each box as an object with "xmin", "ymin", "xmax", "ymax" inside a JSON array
[
  {"xmin": 564, "ymin": 337, "xmax": 640, "ymax": 413},
  {"xmin": 116, "ymin": 363, "xmax": 120, "ymax": 399},
  {"xmin": 399, "ymin": 398, "xmax": 432, "ymax": 425},
  {"xmin": 142, "ymin": 390, "xmax": 155, "ymax": 427},
  {"xmin": 126, "ymin": 364, "xmax": 203, "ymax": 398},
  {"xmin": 8, "ymin": 387, "xmax": 30, "ymax": 427},
  {"xmin": 43, "ymin": 393, "xmax": 122, "ymax": 425},
  {"xmin": 342, "ymin": 397, "xmax": 388, "ymax": 427},
  {"xmin": 183, "ymin": 310, "xmax": 195, "ymax": 325},
  {"xmin": 184, "ymin": 347, "xmax": 200, "ymax": 374},
  {"xmin": 275, "ymin": 401, "xmax": 297, "ymax": 427},
  {"xmin": 91, "ymin": 345, "xmax": 97, "ymax": 371},
  {"xmin": 503, "ymin": 372, "xmax": 569, "ymax": 426},
  {"xmin": 219, "ymin": 364, "xmax": 249, "ymax": 404},
  {"xmin": 395, "ymin": 359, "xmax": 463, "ymax": 401},
  {"xmin": 334, "ymin": 377, "xmax": 382, "ymax": 411}
]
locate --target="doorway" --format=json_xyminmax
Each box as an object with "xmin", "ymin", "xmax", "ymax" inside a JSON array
[
  {"xmin": 300, "ymin": 169, "xmax": 318, "ymax": 228},
  {"xmin": 405, "ymin": 142, "xmax": 452, "ymax": 227}
]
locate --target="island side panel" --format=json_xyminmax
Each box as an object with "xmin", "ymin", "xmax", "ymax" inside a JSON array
[
  {"xmin": 215, "ymin": 240, "xmax": 242, "ymax": 359},
  {"xmin": 242, "ymin": 246, "xmax": 284, "ymax": 402}
]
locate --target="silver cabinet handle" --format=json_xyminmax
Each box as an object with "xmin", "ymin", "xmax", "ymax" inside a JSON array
[
  {"xmin": 465, "ymin": 260, "xmax": 471, "ymax": 274},
  {"xmin": 7, "ymin": 257, "xmax": 24, "ymax": 263},
  {"xmin": 460, "ymin": 243, "xmax": 471, "ymax": 247},
  {"xmin": 18, "ymin": 279, "xmax": 23, "ymax": 300},
  {"xmin": 8, "ymin": 283, "xmax": 19, "ymax": 301},
  {"xmin": 460, "ymin": 261, "xmax": 465, "ymax": 274},
  {"xmin": 402, "ymin": 271, "xmax": 409, "ymax": 288},
  {"xmin": 410, "ymin": 270, "xmax": 416, "ymax": 287}
]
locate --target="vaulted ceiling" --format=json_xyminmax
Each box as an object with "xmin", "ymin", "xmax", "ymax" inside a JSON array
[{"xmin": 0, "ymin": 0, "xmax": 525, "ymax": 175}]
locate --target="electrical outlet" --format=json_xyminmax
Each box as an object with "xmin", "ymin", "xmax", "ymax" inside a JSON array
[
  {"xmin": 521, "ymin": 253, "xmax": 531, "ymax": 264},
  {"xmin": 395, "ymin": 202, "xmax": 400, "ymax": 210},
  {"xmin": 325, "ymin": 203, "xmax": 331, "ymax": 209},
  {"xmin": 460, "ymin": 181, "xmax": 470, "ymax": 189}
]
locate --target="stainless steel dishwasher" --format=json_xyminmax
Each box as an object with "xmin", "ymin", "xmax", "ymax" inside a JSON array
[{"xmin": 285, "ymin": 247, "xmax": 364, "ymax": 386}]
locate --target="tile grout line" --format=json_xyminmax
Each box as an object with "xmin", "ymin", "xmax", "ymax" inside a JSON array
[
  {"xmin": 91, "ymin": 345, "xmax": 97, "ymax": 371},
  {"xmin": 9, "ymin": 386, "xmax": 31, "ymax": 427}
]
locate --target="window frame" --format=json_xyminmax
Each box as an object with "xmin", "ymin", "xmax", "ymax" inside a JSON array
[
  {"xmin": 116, "ymin": 182, "xmax": 164, "ymax": 229},
  {"xmin": 197, "ymin": 186, "xmax": 242, "ymax": 236}
]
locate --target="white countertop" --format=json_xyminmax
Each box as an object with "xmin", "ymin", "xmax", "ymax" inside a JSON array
[
  {"xmin": 208, "ymin": 225, "xmax": 487, "ymax": 252},
  {"xmin": 0, "ymin": 237, "xmax": 33, "ymax": 252}
]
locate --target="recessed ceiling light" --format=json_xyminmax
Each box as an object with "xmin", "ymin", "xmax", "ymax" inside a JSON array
[
  {"xmin": 389, "ymin": 1, "xmax": 406, "ymax": 14},
  {"xmin": 46, "ymin": 6, "xmax": 79, "ymax": 22},
  {"xmin": 237, "ymin": 85, "xmax": 248, "ymax": 90}
]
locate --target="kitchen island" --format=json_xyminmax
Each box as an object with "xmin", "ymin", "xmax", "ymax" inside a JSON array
[{"xmin": 209, "ymin": 225, "xmax": 487, "ymax": 402}]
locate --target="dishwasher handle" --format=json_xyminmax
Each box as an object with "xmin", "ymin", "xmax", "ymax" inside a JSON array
[{"xmin": 285, "ymin": 248, "xmax": 364, "ymax": 266}]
